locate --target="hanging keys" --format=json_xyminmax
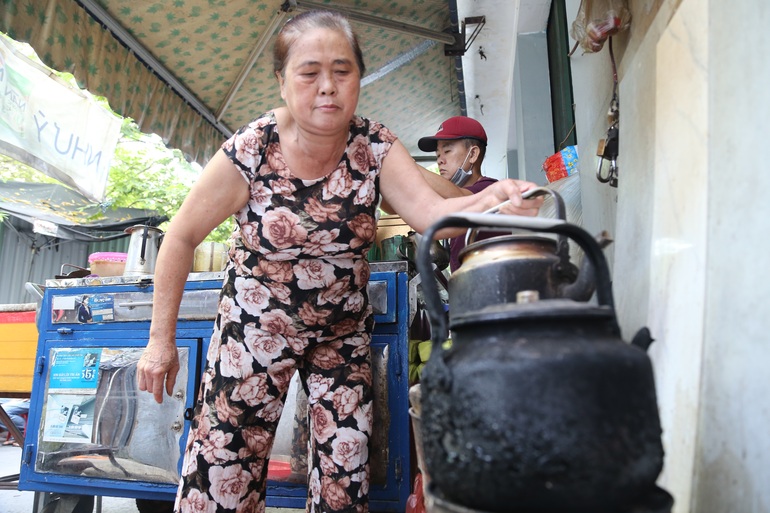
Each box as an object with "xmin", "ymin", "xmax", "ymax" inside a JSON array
[{"xmin": 596, "ymin": 124, "xmax": 619, "ymax": 187}]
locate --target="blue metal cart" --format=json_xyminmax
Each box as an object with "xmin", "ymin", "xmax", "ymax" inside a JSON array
[{"xmin": 18, "ymin": 263, "xmax": 411, "ymax": 512}]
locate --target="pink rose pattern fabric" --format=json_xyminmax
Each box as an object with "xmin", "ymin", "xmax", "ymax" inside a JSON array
[{"xmin": 175, "ymin": 113, "xmax": 395, "ymax": 513}]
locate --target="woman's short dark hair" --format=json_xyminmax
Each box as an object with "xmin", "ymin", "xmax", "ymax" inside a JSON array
[{"xmin": 274, "ymin": 10, "xmax": 366, "ymax": 77}]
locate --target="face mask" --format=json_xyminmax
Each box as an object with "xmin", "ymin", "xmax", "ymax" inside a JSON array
[
  {"xmin": 447, "ymin": 147, "xmax": 474, "ymax": 187},
  {"xmin": 449, "ymin": 167, "xmax": 473, "ymax": 187}
]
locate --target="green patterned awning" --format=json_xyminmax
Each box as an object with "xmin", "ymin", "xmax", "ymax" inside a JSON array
[{"xmin": 1, "ymin": 0, "xmax": 462, "ymax": 167}]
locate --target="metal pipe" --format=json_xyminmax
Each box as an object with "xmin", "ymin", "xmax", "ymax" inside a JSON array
[
  {"xmin": 76, "ymin": 0, "xmax": 233, "ymax": 138},
  {"xmin": 283, "ymin": 0, "xmax": 457, "ymax": 45},
  {"xmin": 216, "ymin": 11, "xmax": 288, "ymax": 122}
]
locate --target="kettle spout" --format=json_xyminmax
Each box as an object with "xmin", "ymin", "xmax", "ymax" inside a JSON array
[
  {"xmin": 631, "ymin": 327, "xmax": 656, "ymax": 351},
  {"xmin": 560, "ymin": 231, "xmax": 613, "ymax": 301}
]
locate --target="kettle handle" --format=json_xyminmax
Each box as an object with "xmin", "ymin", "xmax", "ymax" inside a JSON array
[
  {"xmin": 139, "ymin": 224, "xmax": 149, "ymax": 264},
  {"xmin": 466, "ymin": 188, "xmax": 570, "ymax": 262},
  {"xmin": 417, "ymin": 213, "xmax": 615, "ymax": 348}
]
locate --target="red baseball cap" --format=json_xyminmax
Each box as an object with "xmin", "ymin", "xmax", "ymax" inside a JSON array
[{"xmin": 418, "ymin": 116, "xmax": 488, "ymax": 152}]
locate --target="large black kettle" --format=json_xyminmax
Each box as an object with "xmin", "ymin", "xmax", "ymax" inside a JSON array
[{"xmin": 416, "ymin": 212, "xmax": 666, "ymax": 513}]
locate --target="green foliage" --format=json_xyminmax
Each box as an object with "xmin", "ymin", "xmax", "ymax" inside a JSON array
[
  {"xmin": 0, "ymin": 154, "xmax": 59, "ymax": 183},
  {"xmin": 106, "ymin": 118, "xmax": 234, "ymax": 243},
  {"xmin": 0, "ymin": 154, "xmax": 58, "ymax": 222}
]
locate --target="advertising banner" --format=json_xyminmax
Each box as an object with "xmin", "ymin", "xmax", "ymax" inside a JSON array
[
  {"xmin": 42, "ymin": 347, "xmax": 102, "ymax": 443},
  {"xmin": 0, "ymin": 34, "xmax": 121, "ymax": 202}
]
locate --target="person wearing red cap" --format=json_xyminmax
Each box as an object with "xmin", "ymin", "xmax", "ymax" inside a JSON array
[{"xmin": 418, "ymin": 116, "xmax": 499, "ymax": 272}]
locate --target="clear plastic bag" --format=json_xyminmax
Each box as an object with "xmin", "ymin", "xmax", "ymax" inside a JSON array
[
  {"xmin": 570, "ymin": 0, "xmax": 632, "ymax": 53},
  {"xmin": 538, "ymin": 173, "xmax": 586, "ymax": 266}
]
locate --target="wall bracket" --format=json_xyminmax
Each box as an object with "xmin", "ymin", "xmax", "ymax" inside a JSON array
[{"xmin": 445, "ymin": 16, "xmax": 486, "ymax": 56}]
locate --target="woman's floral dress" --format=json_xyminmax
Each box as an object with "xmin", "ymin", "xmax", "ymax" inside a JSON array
[{"xmin": 175, "ymin": 112, "xmax": 395, "ymax": 513}]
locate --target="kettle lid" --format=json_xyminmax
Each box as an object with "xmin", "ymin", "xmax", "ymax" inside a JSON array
[
  {"xmin": 125, "ymin": 224, "xmax": 164, "ymax": 234},
  {"xmin": 458, "ymin": 233, "xmax": 560, "ymax": 267},
  {"xmin": 450, "ymin": 299, "xmax": 615, "ymax": 329}
]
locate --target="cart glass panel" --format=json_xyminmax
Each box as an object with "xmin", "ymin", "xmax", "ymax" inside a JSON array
[{"xmin": 34, "ymin": 346, "xmax": 190, "ymax": 484}]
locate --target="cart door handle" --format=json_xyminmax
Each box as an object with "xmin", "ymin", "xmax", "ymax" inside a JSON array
[
  {"xmin": 118, "ymin": 300, "xmax": 154, "ymax": 308},
  {"xmin": 36, "ymin": 356, "xmax": 46, "ymax": 374}
]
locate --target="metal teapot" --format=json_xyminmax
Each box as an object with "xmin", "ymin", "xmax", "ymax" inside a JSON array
[
  {"xmin": 123, "ymin": 225, "xmax": 164, "ymax": 276},
  {"xmin": 448, "ymin": 188, "xmax": 609, "ymax": 317},
  {"xmin": 416, "ymin": 213, "xmax": 667, "ymax": 513}
]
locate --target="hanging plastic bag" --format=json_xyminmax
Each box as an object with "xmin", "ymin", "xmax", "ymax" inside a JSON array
[
  {"xmin": 570, "ymin": 0, "xmax": 631, "ymax": 53},
  {"xmin": 538, "ymin": 173, "xmax": 586, "ymax": 266}
]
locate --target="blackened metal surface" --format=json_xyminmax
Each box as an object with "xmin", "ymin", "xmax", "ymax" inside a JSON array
[
  {"xmin": 420, "ymin": 317, "xmax": 665, "ymax": 513},
  {"xmin": 425, "ymin": 483, "xmax": 674, "ymax": 513}
]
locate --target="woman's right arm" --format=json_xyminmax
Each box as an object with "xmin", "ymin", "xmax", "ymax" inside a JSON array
[
  {"xmin": 380, "ymin": 165, "xmax": 470, "ymax": 214},
  {"xmin": 137, "ymin": 150, "xmax": 250, "ymax": 403},
  {"xmin": 378, "ymin": 140, "xmax": 543, "ymax": 237}
]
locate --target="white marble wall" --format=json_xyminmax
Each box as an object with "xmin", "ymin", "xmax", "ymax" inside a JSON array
[
  {"xmin": 568, "ymin": 0, "xmax": 770, "ymax": 511},
  {"xmin": 648, "ymin": 2, "xmax": 708, "ymax": 509},
  {"xmin": 696, "ymin": 1, "xmax": 770, "ymax": 511},
  {"xmin": 457, "ymin": 0, "xmax": 519, "ymax": 180}
]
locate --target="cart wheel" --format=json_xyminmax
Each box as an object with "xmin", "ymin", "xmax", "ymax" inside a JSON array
[{"xmin": 135, "ymin": 498, "xmax": 174, "ymax": 513}]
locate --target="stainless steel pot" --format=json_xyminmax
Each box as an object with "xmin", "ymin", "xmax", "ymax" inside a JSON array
[{"xmin": 123, "ymin": 225, "xmax": 164, "ymax": 276}]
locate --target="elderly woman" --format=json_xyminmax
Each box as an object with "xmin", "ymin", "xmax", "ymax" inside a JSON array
[{"xmin": 137, "ymin": 10, "xmax": 542, "ymax": 513}]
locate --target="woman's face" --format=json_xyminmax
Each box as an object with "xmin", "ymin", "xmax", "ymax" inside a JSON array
[{"xmin": 278, "ymin": 27, "xmax": 361, "ymax": 135}]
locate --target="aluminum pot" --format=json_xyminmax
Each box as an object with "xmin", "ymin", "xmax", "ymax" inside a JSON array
[
  {"xmin": 123, "ymin": 225, "xmax": 164, "ymax": 276},
  {"xmin": 193, "ymin": 241, "xmax": 229, "ymax": 272},
  {"xmin": 416, "ymin": 213, "xmax": 665, "ymax": 513}
]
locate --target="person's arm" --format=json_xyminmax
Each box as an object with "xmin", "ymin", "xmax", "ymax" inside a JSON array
[
  {"xmin": 137, "ymin": 150, "xmax": 250, "ymax": 403},
  {"xmin": 380, "ymin": 165, "xmax": 470, "ymax": 214},
  {"xmin": 379, "ymin": 140, "xmax": 543, "ymax": 238}
]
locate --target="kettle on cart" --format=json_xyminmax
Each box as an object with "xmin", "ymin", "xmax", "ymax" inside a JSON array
[
  {"xmin": 415, "ymin": 193, "xmax": 670, "ymax": 513},
  {"xmin": 123, "ymin": 225, "xmax": 164, "ymax": 276}
]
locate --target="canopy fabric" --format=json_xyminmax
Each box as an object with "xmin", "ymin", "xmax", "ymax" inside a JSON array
[
  {"xmin": 0, "ymin": 0, "xmax": 462, "ymax": 168},
  {"xmin": 0, "ymin": 181, "xmax": 166, "ymax": 241}
]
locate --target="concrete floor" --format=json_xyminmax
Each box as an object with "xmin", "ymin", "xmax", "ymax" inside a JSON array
[{"xmin": 0, "ymin": 442, "xmax": 302, "ymax": 513}]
